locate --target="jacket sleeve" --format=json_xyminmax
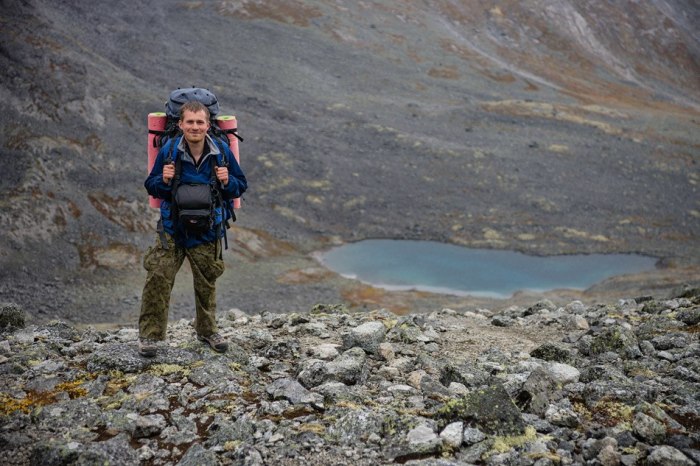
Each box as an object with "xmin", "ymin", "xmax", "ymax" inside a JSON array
[
  {"xmin": 144, "ymin": 145, "xmax": 173, "ymax": 200},
  {"xmin": 221, "ymin": 145, "xmax": 247, "ymax": 200}
]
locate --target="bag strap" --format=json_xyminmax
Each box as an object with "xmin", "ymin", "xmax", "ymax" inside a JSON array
[
  {"xmin": 210, "ymin": 141, "xmax": 229, "ymax": 253},
  {"xmin": 168, "ymin": 137, "xmax": 183, "ymax": 222}
]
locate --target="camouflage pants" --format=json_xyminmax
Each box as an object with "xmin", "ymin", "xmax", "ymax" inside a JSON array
[{"xmin": 139, "ymin": 233, "xmax": 224, "ymax": 340}]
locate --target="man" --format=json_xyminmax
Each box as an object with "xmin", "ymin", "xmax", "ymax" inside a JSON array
[{"xmin": 139, "ymin": 101, "xmax": 247, "ymax": 357}]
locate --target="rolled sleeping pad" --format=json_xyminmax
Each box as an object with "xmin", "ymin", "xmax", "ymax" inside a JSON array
[
  {"xmin": 216, "ymin": 115, "xmax": 241, "ymax": 209},
  {"xmin": 147, "ymin": 112, "xmax": 167, "ymax": 208}
]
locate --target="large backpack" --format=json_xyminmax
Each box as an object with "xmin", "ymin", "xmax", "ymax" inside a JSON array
[
  {"xmin": 149, "ymin": 87, "xmax": 243, "ymax": 253},
  {"xmin": 152, "ymin": 87, "xmax": 243, "ymax": 151}
]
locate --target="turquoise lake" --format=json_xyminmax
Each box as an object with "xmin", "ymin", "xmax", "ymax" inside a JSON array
[{"xmin": 317, "ymin": 239, "xmax": 658, "ymax": 298}]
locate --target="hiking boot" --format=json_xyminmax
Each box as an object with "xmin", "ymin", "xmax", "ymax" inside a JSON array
[
  {"xmin": 197, "ymin": 332, "xmax": 228, "ymax": 353},
  {"xmin": 139, "ymin": 338, "xmax": 158, "ymax": 358}
]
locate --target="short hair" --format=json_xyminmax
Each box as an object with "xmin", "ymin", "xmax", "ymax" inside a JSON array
[{"xmin": 179, "ymin": 101, "xmax": 210, "ymax": 121}]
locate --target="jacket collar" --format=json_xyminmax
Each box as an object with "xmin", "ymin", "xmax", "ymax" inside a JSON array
[{"xmin": 176, "ymin": 134, "xmax": 221, "ymax": 167}]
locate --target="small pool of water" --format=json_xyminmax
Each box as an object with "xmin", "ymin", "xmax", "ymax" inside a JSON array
[{"xmin": 317, "ymin": 239, "xmax": 658, "ymax": 298}]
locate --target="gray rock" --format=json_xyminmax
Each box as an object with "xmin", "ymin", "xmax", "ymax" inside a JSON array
[
  {"xmin": 530, "ymin": 342, "xmax": 573, "ymax": 363},
  {"xmin": 582, "ymin": 436, "xmax": 618, "ymax": 461},
  {"xmin": 598, "ymin": 443, "xmax": 621, "ymax": 466},
  {"xmin": 0, "ymin": 303, "xmax": 25, "ymax": 329},
  {"xmin": 177, "ymin": 443, "xmax": 218, "ymax": 466},
  {"xmin": 343, "ymin": 321, "xmax": 387, "ymax": 354},
  {"xmin": 527, "ymin": 299, "xmax": 556, "ymax": 314},
  {"xmin": 560, "ymin": 314, "xmax": 590, "ymax": 331},
  {"xmin": 132, "ymin": 413, "xmax": 167, "ymax": 438},
  {"xmin": 589, "ymin": 326, "xmax": 640, "ymax": 358},
  {"xmin": 406, "ymin": 423, "xmax": 441, "ymax": 449},
  {"xmin": 462, "ymin": 426, "xmax": 487, "ymax": 445},
  {"xmin": 387, "ymin": 319, "xmax": 427, "ymax": 343},
  {"xmin": 646, "ymin": 445, "xmax": 695, "ymax": 466},
  {"xmin": 456, "ymin": 441, "xmax": 490, "ymax": 463},
  {"xmin": 565, "ymin": 301, "xmax": 588, "ymax": 314},
  {"xmin": 518, "ymin": 366, "xmax": 559, "ymax": 416},
  {"xmin": 633, "ymin": 412, "xmax": 666, "ymax": 444},
  {"xmin": 312, "ymin": 381, "xmax": 360, "ymax": 403},
  {"xmin": 651, "ymin": 333, "xmax": 689, "ymax": 350},
  {"xmin": 385, "ymin": 422, "xmax": 443, "ymax": 462},
  {"xmin": 309, "ymin": 343, "xmax": 340, "ymax": 360},
  {"xmin": 266, "ymin": 377, "xmax": 320, "ymax": 406},
  {"xmin": 188, "ymin": 360, "xmax": 235, "ymax": 386},
  {"xmin": 205, "ymin": 415, "xmax": 255, "ymax": 447},
  {"xmin": 86, "ymin": 343, "xmax": 197, "ymax": 373},
  {"xmin": 439, "ymin": 421, "xmax": 463, "ymax": 449},
  {"xmin": 326, "ymin": 347, "xmax": 367, "ymax": 385},
  {"xmin": 545, "ymin": 404, "xmax": 580, "ymax": 428},
  {"xmin": 30, "ymin": 434, "xmax": 139, "ymax": 465},
  {"xmin": 676, "ymin": 308, "xmax": 700, "ymax": 326},
  {"xmin": 298, "ymin": 358, "xmax": 329, "ymax": 388},
  {"xmin": 439, "ymin": 361, "xmax": 489, "ymax": 388},
  {"xmin": 491, "ymin": 315, "xmax": 514, "ymax": 327},
  {"xmin": 330, "ymin": 409, "xmax": 384, "ymax": 444},
  {"xmin": 545, "ymin": 362, "xmax": 580, "ymax": 385},
  {"xmin": 435, "ymin": 383, "xmax": 525, "ymax": 435}
]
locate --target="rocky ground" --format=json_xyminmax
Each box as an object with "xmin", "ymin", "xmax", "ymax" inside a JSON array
[
  {"xmin": 1, "ymin": 0, "xmax": 699, "ymax": 324},
  {"xmin": 1, "ymin": 286, "xmax": 698, "ymax": 465}
]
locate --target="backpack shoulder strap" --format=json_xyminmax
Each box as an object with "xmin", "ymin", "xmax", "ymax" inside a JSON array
[{"xmin": 211, "ymin": 137, "xmax": 229, "ymax": 169}]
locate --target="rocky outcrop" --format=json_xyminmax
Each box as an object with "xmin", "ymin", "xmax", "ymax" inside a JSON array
[{"xmin": 1, "ymin": 291, "xmax": 699, "ymax": 465}]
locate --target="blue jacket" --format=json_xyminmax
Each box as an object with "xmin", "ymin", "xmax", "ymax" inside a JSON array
[{"xmin": 145, "ymin": 134, "xmax": 247, "ymax": 248}]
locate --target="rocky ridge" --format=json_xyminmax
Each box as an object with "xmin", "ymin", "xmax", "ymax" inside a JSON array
[{"xmin": 1, "ymin": 289, "xmax": 699, "ymax": 465}]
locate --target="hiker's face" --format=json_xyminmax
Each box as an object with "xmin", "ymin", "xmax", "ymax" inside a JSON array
[{"xmin": 179, "ymin": 110, "xmax": 210, "ymax": 144}]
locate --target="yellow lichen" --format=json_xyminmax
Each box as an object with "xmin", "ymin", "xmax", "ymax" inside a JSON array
[
  {"xmin": 591, "ymin": 400, "xmax": 634, "ymax": 426},
  {"xmin": 223, "ymin": 440, "xmax": 241, "ymax": 451},
  {"xmin": 0, "ymin": 377, "xmax": 91, "ymax": 415},
  {"xmin": 297, "ymin": 423, "xmax": 326, "ymax": 435},
  {"xmin": 148, "ymin": 363, "xmax": 190, "ymax": 377},
  {"xmin": 527, "ymin": 452, "xmax": 562, "ymax": 462},
  {"xmin": 488, "ymin": 426, "xmax": 540, "ymax": 455}
]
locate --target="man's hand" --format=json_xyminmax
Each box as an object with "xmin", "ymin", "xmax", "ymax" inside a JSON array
[
  {"xmin": 216, "ymin": 166, "xmax": 229, "ymax": 186},
  {"xmin": 162, "ymin": 163, "xmax": 175, "ymax": 184}
]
